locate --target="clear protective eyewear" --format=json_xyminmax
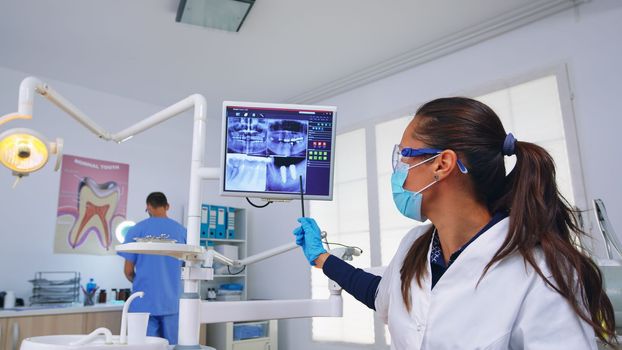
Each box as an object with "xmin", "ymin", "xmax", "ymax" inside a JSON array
[{"xmin": 392, "ymin": 144, "xmax": 468, "ymax": 174}]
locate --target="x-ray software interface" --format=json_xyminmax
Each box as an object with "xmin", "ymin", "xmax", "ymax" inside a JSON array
[{"xmin": 223, "ymin": 104, "xmax": 334, "ymax": 198}]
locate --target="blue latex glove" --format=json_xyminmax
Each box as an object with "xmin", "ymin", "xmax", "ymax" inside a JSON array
[{"xmin": 293, "ymin": 217, "xmax": 327, "ymax": 266}]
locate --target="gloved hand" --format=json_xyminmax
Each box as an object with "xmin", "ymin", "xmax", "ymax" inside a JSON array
[{"xmin": 293, "ymin": 217, "xmax": 327, "ymax": 266}]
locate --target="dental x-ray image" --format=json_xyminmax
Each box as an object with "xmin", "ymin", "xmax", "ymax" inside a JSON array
[
  {"xmin": 227, "ymin": 117, "xmax": 269, "ymax": 156},
  {"xmin": 266, "ymin": 157, "xmax": 306, "ymax": 192},
  {"xmin": 225, "ymin": 116, "xmax": 309, "ymax": 194},
  {"xmin": 225, "ymin": 153, "xmax": 271, "ymax": 192},
  {"xmin": 267, "ymin": 120, "xmax": 308, "ymax": 157}
]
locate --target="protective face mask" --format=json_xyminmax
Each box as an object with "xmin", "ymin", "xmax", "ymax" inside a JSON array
[{"xmin": 391, "ymin": 156, "xmax": 439, "ymax": 222}]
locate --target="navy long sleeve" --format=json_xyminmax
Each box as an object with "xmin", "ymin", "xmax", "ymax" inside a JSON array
[{"xmin": 322, "ymin": 255, "xmax": 381, "ymax": 310}]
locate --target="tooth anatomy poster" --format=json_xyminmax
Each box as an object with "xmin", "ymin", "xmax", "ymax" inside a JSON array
[{"xmin": 54, "ymin": 154, "xmax": 129, "ymax": 255}]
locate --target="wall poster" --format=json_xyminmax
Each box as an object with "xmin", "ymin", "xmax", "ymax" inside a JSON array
[{"xmin": 54, "ymin": 154, "xmax": 129, "ymax": 255}]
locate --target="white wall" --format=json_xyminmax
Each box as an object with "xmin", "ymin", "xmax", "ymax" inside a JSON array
[{"xmin": 279, "ymin": 1, "xmax": 622, "ymax": 349}]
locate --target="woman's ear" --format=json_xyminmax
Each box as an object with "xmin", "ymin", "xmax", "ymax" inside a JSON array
[{"xmin": 433, "ymin": 150, "xmax": 457, "ymax": 180}]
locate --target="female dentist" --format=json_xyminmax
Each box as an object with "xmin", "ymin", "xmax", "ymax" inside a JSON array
[{"xmin": 293, "ymin": 97, "xmax": 616, "ymax": 349}]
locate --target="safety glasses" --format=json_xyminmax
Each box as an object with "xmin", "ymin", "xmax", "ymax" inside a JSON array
[{"xmin": 392, "ymin": 144, "xmax": 468, "ymax": 174}]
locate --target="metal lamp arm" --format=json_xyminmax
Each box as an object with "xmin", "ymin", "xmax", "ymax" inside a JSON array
[
  {"xmin": 13, "ymin": 76, "xmax": 206, "ymax": 144},
  {"xmin": 209, "ymin": 241, "xmax": 300, "ymax": 268},
  {"xmin": 208, "ymin": 232, "xmax": 327, "ymax": 267}
]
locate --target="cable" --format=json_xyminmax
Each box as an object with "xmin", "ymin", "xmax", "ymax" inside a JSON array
[
  {"xmin": 227, "ymin": 265, "xmax": 246, "ymax": 275},
  {"xmin": 324, "ymin": 241, "xmax": 364, "ymax": 255},
  {"xmin": 321, "ymin": 231, "xmax": 331, "ymax": 251},
  {"xmin": 246, "ymin": 197, "xmax": 272, "ymax": 208}
]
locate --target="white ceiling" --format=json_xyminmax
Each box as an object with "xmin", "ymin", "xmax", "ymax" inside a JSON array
[{"xmin": 0, "ymin": 0, "xmax": 579, "ymax": 111}]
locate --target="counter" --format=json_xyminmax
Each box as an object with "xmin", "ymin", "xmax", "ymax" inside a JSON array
[
  {"xmin": 0, "ymin": 303, "xmax": 123, "ymax": 318},
  {"xmin": 0, "ymin": 304, "xmax": 124, "ymax": 350}
]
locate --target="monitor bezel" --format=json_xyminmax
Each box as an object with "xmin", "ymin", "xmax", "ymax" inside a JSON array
[{"xmin": 220, "ymin": 101, "xmax": 337, "ymax": 201}]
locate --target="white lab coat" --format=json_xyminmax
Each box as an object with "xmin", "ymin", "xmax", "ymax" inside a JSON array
[{"xmin": 375, "ymin": 218, "xmax": 597, "ymax": 350}]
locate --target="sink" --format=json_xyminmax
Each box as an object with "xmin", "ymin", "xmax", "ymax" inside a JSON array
[{"xmin": 21, "ymin": 335, "xmax": 169, "ymax": 350}]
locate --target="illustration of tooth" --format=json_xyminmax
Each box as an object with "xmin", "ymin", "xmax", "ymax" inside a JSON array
[
  {"xmin": 280, "ymin": 165, "xmax": 287, "ymax": 184},
  {"xmin": 67, "ymin": 177, "xmax": 120, "ymax": 249},
  {"xmin": 289, "ymin": 164, "xmax": 297, "ymax": 180}
]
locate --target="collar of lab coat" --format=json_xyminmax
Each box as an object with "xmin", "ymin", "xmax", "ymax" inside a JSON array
[
  {"xmin": 406, "ymin": 217, "xmax": 510, "ymax": 332},
  {"xmin": 425, "ymin": 217, "xmax": 510, "ymax": 293}
]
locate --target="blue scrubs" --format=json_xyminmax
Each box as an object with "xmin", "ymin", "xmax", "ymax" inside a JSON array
[{"xmin": 117, "ymin": 217, "xmax": 187, "ymax": 344}]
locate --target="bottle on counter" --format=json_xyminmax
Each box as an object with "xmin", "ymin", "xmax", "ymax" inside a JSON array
[
  {"xmin": 117, "ymin": 289, "xmax": 126, "ymax": 301},
  {"xmin": 98, "ymin": 289, "xmax": 107, "ymax": 304},
  {"xmin": 123, "ymin": 288, "xmax": 131, "ymax": 301},
  {"xmin": 86, "ymin": 278, "xmax": 97, "ymax": 293}
]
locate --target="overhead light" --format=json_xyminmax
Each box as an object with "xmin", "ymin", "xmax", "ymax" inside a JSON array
[
  {"xmin": 0, "ymin": 128, "xmax": 62, "ymax": 177},
  {"xmin": 176, "ymin": 0, "xmax": 255, "ymax": 32}
]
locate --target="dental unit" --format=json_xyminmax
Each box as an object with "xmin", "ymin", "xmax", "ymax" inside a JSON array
[{"xmin": 0, "ymin": 77, "xmax": 347, "ymax": 350}]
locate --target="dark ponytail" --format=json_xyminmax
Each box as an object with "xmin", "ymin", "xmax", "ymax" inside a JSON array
[{"xmin": 398, "ymin": 97, "xmax": 616, "ymax": 346}]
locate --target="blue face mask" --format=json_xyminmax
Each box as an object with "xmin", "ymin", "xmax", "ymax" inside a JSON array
[{"xmin": 391, "ymin": 156, "xmax": 440, "ymax": 222}]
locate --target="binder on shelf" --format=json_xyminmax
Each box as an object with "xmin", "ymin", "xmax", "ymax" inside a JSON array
[
  {"xmin": 200, "ymin": 205, "xmax": 209, "ymax": 239},
  {"xmin": 227, "ymin": 207, "xmax": 236, "ymax": 239},
  {"xmin": 214, "ymin": 205, "xmax": 227, "ymax": 239},
  {"xmin": 208, "ymin": 205, "xmax": 218, "ymax": 238}
]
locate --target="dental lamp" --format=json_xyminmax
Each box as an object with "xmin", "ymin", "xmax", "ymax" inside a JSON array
[
  {"xmin": 0, "ymin": 127, "xmax": 62, "ymax": 177},
  {"xmin": 4, "ymin": 76, "xmax": 345, "ymax": 349}
]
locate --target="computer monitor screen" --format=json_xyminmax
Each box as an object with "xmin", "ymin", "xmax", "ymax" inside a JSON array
[{"xmin": 220, "ymin": 101, "xmax": 337, "ymax": 201}]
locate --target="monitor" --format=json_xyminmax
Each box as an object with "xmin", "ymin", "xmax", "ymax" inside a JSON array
[{"xmin": 220, "ymin": 101, "xmax": 337, "ymax": 201}]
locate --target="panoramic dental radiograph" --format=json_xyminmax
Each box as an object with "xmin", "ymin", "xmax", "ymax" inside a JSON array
[
  {"xmin": 225, "ymin": 117, "xmax": 309, "ymax": 193},
  {"xmin": 227, "ymin": 117, "xmax": 268, "ymax": 155},
  {"xmin": 267, "ymin": 120, "xmax": 307, "ymax": 157}
]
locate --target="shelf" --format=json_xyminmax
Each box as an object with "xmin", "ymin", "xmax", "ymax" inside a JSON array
[
  {"xmin": 201, "ymin": 238, "xmax": 246, "ymax": 243},
  {"xmin": 213, "ymin": 274, "xmax": 246, "ymax": 278}
]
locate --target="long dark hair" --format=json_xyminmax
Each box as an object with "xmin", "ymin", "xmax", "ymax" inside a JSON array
[{"xmin": 399, "ymin": 97, "xmax": 615, "ymax": 345}]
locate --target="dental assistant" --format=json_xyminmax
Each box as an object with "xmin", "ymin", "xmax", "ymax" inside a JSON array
[
  {"xmin": 293, "ymin": 97, "xmax": 615, "ymax": 349},
  {"xmin": 117, "ymin": 192, "xmax": 187, "ymax": 345}
]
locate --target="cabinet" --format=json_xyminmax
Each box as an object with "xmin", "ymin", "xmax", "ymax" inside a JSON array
[
  {"xmin": 0, "ymin": 319, "xmax": 6, "ymax": 350},
  {"xmin": 85, "ymin": 311, "xmax": 122, "ymax": 335},
  {"xmin": 201, "ymin": 207, "xmax": 247, "ymax": 301},
  {"xmin": 205, "ymin": 320, "xmax": 277, "ymax": 350},
  {"xmin": 3, "ymin": 314, "xmax": 85, "ymax": 350}
]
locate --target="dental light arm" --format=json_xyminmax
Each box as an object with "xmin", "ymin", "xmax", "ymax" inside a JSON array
[
  {"xmin": 6, "ymin": 76, "xmax": 207, "ymax": 144},
  {"xmin": 210, "ymin": 232, "xmax": 327, "ymax": 268}
]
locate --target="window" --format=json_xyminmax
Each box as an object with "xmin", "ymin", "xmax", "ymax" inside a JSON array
[
  {"xmin": 309, "ymin": 72, "xmax": 582, "ymax": 346},
  {"xmin": 476, "ymin": 75, "xmax": 576, "ymax": 205},
  {"xmin": 309, "ymin": 128, "xmax": 374, "ymax": 344}
]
